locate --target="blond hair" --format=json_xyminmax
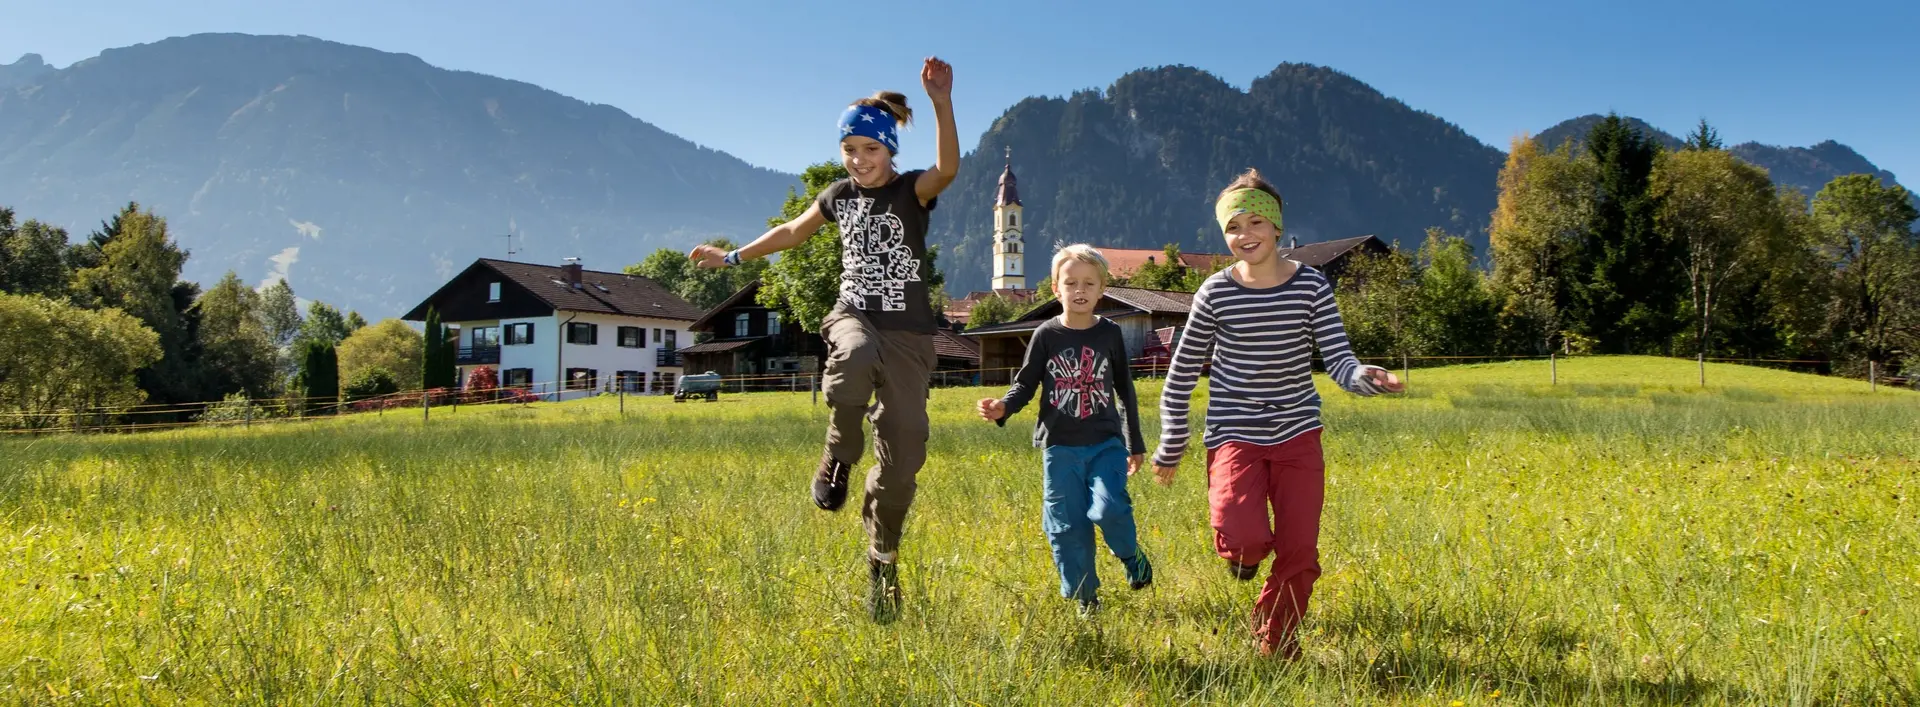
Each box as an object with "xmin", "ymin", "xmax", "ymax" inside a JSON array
[{"xmin": 1050, "ymin": 244, "xmax": 1111, "ymax": 284}]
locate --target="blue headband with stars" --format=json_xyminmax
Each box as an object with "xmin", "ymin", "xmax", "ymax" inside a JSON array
[{"xmin": 839, "ymin": 105, "xmax": 899, "ymax": 154}]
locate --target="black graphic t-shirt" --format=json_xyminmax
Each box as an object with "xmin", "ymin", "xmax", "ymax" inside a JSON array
[
  {"xmin": 996, "ymin": 317, "xmax": 1147, "ymax": 454},
  {"xmin": 816, "ymin": 169, "xmax": 938, "ymax": 333}
]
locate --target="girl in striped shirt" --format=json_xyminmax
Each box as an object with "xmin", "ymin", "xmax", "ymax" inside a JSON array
[{"xmin": 1151, "ymin": 168, "xmax": 1404, "ymax": 658}]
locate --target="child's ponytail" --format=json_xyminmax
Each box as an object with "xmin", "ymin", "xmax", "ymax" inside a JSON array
[
  {"xmin": 854, "ymin": 91, "xmax": 914, "ymax": 127},
  {"xmin": 1216, "ymin": 168, "xmax": 1283, "ymax": 210}
]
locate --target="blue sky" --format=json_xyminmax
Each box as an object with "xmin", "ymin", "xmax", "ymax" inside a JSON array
[{"xmin": 5, "ymin": 0, "xmax": 1917, "ymax": 183}]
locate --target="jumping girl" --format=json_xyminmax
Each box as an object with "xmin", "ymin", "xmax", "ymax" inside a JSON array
[{"xmin": 691, "ymin": 58, "xmax": 958, "ymax": 624}]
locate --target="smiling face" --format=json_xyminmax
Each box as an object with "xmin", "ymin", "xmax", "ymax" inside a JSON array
[
  {"xmin": 1053, "ymin": 259, "xmax": 1106, "ymax": 317},
  {"xmin": 1222, "ymin": 211, "xmax": 1282, "ymax": 267},
  {"xmin": 840, "ymin": 136, "xmax": 895, "ymax": 188}
]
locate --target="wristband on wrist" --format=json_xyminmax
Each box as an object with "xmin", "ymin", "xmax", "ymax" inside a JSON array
[{"xmin": 722, "ymin": 249, "xmax": 743, "ymax": 267}]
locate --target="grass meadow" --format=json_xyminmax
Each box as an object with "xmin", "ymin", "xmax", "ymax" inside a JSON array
[{"xmin": 1, "ymin": 356, "xmax": 1916, "ymax": 705}]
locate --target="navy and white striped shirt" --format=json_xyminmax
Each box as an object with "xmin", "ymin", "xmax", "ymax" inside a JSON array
[{"xmin": 1152, "ymin": 264, "xmax": 1383, "ymax": 467}]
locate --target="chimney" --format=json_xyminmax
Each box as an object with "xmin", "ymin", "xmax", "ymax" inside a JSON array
[{"xmin": 561, "ymin": 258, "xmax": 583, "ymax": 287}]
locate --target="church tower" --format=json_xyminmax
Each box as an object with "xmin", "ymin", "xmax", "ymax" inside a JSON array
[{"xmin": 991, "ymin": 147, "xmax": 1026, "ymax": 290}]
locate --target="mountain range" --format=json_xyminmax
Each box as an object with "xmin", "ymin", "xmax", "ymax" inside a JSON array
[
  {"xmin": 1, "ymin": 35, "xmax": 1905, "ymax": 312},
  {"xmin": 0, "ymin": 35, "xmax": 794, "ymax": 315}
]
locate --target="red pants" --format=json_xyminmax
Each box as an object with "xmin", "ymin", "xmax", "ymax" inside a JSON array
[{"xmin": 1206, "ymin": 429, "xmax": 1325, "ymax": 654}]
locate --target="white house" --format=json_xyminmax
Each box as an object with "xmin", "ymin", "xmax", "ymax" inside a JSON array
[{"xmin": 402, "ymin": 258, "xmax": 702, "ymax": 401}]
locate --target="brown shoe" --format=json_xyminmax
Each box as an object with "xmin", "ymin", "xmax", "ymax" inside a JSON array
[{"xmin": 812, "ymin": 451, "xmax": 851, "ymax": 511}]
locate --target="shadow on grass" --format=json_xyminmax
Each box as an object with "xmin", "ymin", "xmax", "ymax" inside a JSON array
[{"xmin": 1041, "ymin": 606, "xmax": 1756, "ymax": 705}]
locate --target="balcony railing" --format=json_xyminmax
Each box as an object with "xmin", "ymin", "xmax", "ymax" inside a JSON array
[
  {"xmin": 657, "ymin": 349, "xmax": 682, "ymax": 367},
  {"xmin": 457, "ymin": 345, "xmax": 502, "ymax": 365}
]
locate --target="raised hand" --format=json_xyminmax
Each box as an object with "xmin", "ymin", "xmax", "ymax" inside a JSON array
[
  {"xmin": 1366, "ymin": 366, "xmax": 1405, "ymax": 393},
  {"xmin": 921, "ymin": 57, "xmax": 952, "ymax": 103},
  {"xmin": 976, "ymin": 397, "xmax": 1005, "ymax": 421},
  {"xmin": 689, "ymin": 243, "xmax": 729, "ymax": 270}
]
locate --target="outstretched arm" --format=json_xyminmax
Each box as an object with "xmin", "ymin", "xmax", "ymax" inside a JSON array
[
  {"xmin": 992, "ymin": 331, "xmax": 1047, "ymax": 425},
  {"xmin": 914, "ymin": 57, "xmax": 959, "ymax": 202},
  {"xmin": 1151, "ymin": 290, "xmax": 1219, "ymax": 484},
  {"xmin": 691, "ymin": 202, "xmax": 828, "ymax": 269},
  {"xmin": 1310, "ymin": 275, "xmax": 1403, "ymax": 394}
]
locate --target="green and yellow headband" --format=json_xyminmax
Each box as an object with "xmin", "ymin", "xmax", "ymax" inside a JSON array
[{"xmin": 1215, "ymin": 188, "xmax": 1283, "ymax": 234}]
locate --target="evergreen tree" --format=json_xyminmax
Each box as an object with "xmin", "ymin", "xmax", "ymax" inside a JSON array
[
  {"xmin": 298, "ymin": 339, "xmax": 340, "ymax": 415},
  {"xmin": 1684, "ymin": 118, "xmax": 1723, "ymax": 151},
  {"xmin": 422, "ymin": 307, "xmax": 443, "ymax": 390},
  {"xmin": 68, "ymin": 204, "xmax": 205, "ymax": 410},
  {"xmin": 1572, "ymin": 114, "xmax": 1679, "ymax": 354}
]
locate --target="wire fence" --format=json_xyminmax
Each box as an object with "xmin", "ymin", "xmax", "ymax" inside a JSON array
[{"xmin": 2, "ymin": 354, "xmax": 1908, "ymax": 438}]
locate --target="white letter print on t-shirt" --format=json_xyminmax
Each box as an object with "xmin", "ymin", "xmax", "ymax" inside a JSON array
[{"xmin": 833, "ymin": 196, "xmax": 921, "ymax": 312}]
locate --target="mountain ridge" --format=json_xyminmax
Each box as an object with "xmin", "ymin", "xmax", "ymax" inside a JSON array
[{"xmin": 0, "ymin": 34, "xmax": 796, "ymax": 315}]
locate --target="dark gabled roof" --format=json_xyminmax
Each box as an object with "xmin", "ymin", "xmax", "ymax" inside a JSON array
[
  {"xmin": 933, "ymin": 328, "xmax": 981, "ymax": 362},
  {"xmin": 403, "ymin": 258, "xmax": 704, "ymax": 322},
  {"xmin": 689, "ymin": 279, "xmax": 766, "ymax": 332},
  {"xmin": 1101, "ymin": 287, "xmax": 1194, "ymax": 315},
  {"xmin": 1097, "ymin": 248, "xmax": 1231, "ymax": 277},
  {"xmin": 677, "ymin": 338, "xmax": 762, "ymax": 355},
  {"xmin": 962, "ymin": 286, "xmax": 1193, "ymax": 338},
  {"xmin": 1276, "ymin": 235, "xmax": 1387, "ymax": 267}
]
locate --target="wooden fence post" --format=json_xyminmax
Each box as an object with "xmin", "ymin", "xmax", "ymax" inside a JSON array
[
  {"xmin": 1869, "ymin": 361, "xmax": 1877, "ymax": 393},
  {"xmin": 1699, "ymin": 353, "xmax": 1706, "ymax": 388},
  {"xmin": 423, "ymin": 389, "xmax": 431, "ymax": 424},
  {"xmin": 1550, "ymin": 353, "xmax": 1558, "ymax": 385}
]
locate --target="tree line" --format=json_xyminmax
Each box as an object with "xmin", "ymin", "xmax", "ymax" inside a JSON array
[
  {"xmin": 0, "ymin": 202, "xmax": 460, "ymax": 429},
  {"xmin": 967, "ymin": 116, "xmax": 1919, "ymax": 381},
  {"xmin": 1340, "ymin": 116, "xmax": 1916, "ymax": 381}
]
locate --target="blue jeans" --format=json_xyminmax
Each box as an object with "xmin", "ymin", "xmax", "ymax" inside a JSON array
[{"xmin": 1042, "ymin": 437, "xmax": 1140, "ymax": 601}]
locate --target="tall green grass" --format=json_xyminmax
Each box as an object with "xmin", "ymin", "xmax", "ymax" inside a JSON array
[{"xmin": 2, "ymin": 357, "xmax": 1915, "ymax": 704}]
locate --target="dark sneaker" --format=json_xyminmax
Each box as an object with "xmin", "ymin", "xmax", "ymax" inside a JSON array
[
  {"xmin": 1121, "ymin": 554, "xmax": 1154, "ymax": 590},
  {"xmin": 1228, "ymin": 559, "xmax": 1260, "ymax": 581},
  {"xmin": 1076, "ymin": 597, "xmax": 1102, "ymax": 619},
  {"xmin": 812, "ymin": 452, "xmax": 851, "ymax": 511},
  {"xmin": 867, "ymin": 558, "xmax": 902, "ymax": 624}
]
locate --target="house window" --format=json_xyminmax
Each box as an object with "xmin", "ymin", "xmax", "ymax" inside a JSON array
[
  {"xmin": 767, "ymin": 312, "xmax": 782, "ymax": 337},
  {"xmin": 471, "ymin": 326, "xmax": 499, "ymax": 348},
  {"xmin": 488, "ymin": 282, "xmax": 502, "ymax": 303},
  {"xmin": 664, "ymin": 329, "xmax": 677, "ymax": 351},
  {"xmin": 733, "ymin": 313, "xmax": 750, "ymax": 338},
  {"xmin": 1009, "ymin": 213, "xmax": 1017, "ymax": 228},
  {"xmin": 502, "ymin": 368, "xmax": 533, "ymax": 388},
  {"xmin": 566, "ymin": 322, "xmax": 598, "ymax": 345},
  {"xmin": 565, "ymin": 368, "xmax": 598, "ymax": 391},
  {"xmin": 504, "ymin": 323, "xmax": 534, "ymax": 345},
  {"xmin": 615, "ymin": 370, "xmax": 645, "ymax": 393},
  {"xmin": 653, "ymin": 328, "xmax": 662, "ymax": 343},
  {"xmin": 618, "ymin": 326, "xmax": 644, "ymax": 348}
]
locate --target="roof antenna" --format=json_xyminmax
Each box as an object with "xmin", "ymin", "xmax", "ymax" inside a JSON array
[{"xmin": 502, "ymin": 233, "xmax": 519, "ymax": 260}]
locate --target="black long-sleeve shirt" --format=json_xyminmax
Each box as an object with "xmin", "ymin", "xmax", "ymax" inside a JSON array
[{"xmin": 997, "ymin": 317, "xmax": 1147, "ymax": 454}]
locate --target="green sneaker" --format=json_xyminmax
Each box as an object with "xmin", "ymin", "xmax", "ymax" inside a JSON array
[
  {"xmin": 1121, "ymin": 554, "xmax": 1154, "ymax": 590},
  {"xmin": 867, "ymin": 558, "xmax": 902, "ymax": 624},
  {"xmin": 1076, "ymin": 597, "xmax": 1102, "ymax": 619}
]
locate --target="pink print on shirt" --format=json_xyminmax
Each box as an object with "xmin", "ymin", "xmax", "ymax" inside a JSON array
[{"xmin": 1046, "ymin": 346, "xmax": 1112, "ymax": 420}]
